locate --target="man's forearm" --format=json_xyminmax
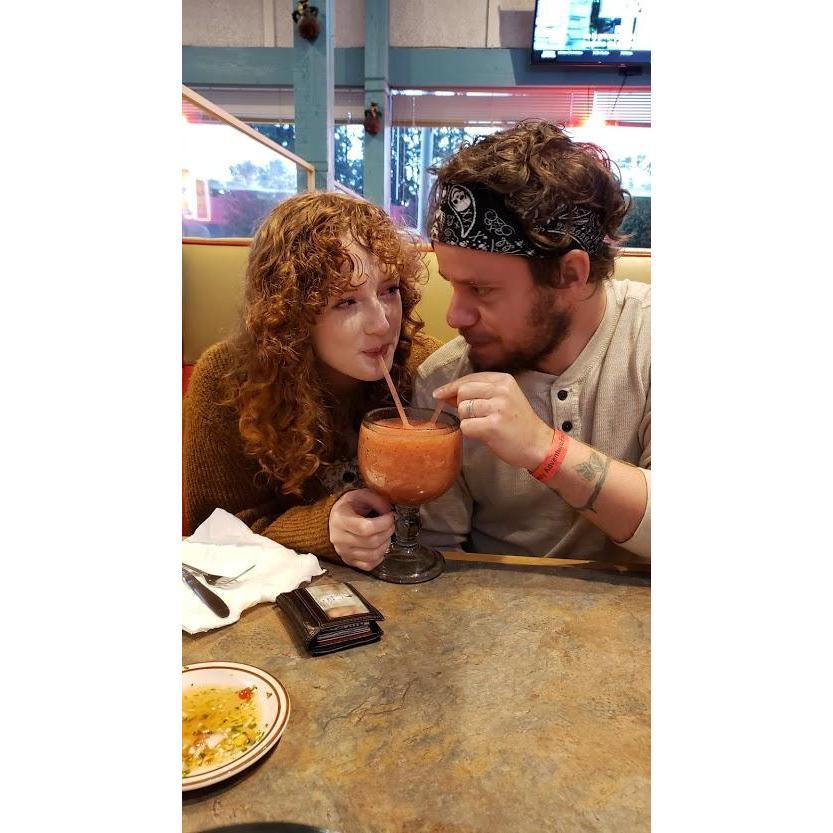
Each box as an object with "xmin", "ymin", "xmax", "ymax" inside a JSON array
[{"xmin": 535, "ymin": 433, "xmax": 648, "ymax": 544}]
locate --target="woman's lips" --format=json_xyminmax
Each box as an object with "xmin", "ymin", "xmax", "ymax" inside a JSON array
[{"xmin": 362, "ymin": 345, "xmax": 390, "ymax": 359}]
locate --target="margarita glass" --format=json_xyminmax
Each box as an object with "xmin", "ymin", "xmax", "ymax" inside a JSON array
[{"xmin": 358, "ymin": 406, "xmax": 462, "ymax": 583}]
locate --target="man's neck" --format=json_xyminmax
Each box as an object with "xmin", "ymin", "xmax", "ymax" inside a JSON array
[{"xmin": 535, "ymin": 281, "xmax": 608, "ymax": 376}]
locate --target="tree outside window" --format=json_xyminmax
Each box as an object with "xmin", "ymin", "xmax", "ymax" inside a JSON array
[{"xmin": 241, "ymin": 121, "xmax": 649, "ymax": 248}]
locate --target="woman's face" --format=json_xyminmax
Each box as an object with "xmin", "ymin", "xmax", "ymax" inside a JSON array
[{"xmin": 311, "ymin": 241, "xmax": 403, "ymax": 392}]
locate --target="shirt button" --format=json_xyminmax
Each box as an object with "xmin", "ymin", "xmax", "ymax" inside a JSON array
[
  {"xmin": 557, "ymin": 389, "xmax": 568, "ymax": 401},
  {"xmin": 561, "ymin": 420, "xmax": 573, "ymax": 432}
]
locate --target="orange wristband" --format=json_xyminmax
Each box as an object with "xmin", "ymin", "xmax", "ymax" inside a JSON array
[{"xmin": 529, "ymin": 429, "xmax": 570, "ymax": 483}]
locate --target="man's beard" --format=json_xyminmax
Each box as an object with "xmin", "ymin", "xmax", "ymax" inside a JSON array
[{"xmin": 464, "ymin": 287, "xmax": 572, "ymax": 374}]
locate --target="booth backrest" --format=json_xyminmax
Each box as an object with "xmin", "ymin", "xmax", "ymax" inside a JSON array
[{"xmin": 183, "ymin": 241, "xmax": 650, "ymax": 367}]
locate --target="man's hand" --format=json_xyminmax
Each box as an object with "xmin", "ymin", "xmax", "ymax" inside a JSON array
[
  {"xmin": 434, "ymin": 372, "xmax": 650, "ymax": 556},
  {"xmin": 433, "ymin": 372, "xmax": 553, "ymax": 471},
  {"xmin": 328, "ymin": 488, "xmax": 394, "ymax": 571}
]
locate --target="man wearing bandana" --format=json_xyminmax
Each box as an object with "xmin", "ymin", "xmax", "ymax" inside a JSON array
[{"xmin": 412, "ymin": 120, "xmax": 650, "ymax": 561}]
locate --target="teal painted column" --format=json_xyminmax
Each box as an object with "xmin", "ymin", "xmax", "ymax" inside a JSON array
[
  {"xmin": 363, "ymin": 0, "xmax": 391, "ymax": 210},
  {"xmin": 416, "ymin": 127, "xmax": 434, "ymax": 236},
  {"xmin": 292, "ymin": 0, "xmax": 334, "ymax": 191}
]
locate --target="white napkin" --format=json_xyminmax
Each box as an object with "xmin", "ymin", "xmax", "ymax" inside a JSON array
[{"xmin": 182, "ymin": 508, "xmax": 325, "ymax": 634}]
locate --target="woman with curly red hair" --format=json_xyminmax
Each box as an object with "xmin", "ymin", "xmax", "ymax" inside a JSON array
[{"xmin": 183, "ymin": 192, "xmax": 439, "ymax": 571}]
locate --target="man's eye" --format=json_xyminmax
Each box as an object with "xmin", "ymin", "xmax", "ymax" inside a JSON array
[{"xmin": 472, "ymin": 286, "xmax": 493, "ymax": 298}]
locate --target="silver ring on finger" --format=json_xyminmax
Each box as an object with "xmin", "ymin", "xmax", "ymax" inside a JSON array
[{"xmin": 465, "ymin": 399, "xmax": 476, "ymax": 420}]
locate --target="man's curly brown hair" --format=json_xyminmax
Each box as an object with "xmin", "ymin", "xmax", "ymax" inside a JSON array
[
  {"xmin": 223, "ymin": 191, "xmax": 426, "ymax": 497},
  {"xmin": 427, "ymin": 119, "xmax": 632, "ymax": 285}
]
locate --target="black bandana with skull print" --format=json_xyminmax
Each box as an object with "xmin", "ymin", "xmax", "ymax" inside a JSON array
[{"xmin": 430, "ymin": 181, "xmax": 606, "ymax": 257}]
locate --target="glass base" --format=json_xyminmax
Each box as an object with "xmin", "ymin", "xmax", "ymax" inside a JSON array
[{"xmin": 371, "ymin": 544, "xmax": 446, "ymax": 584}]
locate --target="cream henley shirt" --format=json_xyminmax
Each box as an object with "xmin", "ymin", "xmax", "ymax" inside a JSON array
[{"xmin": 412, "ymin": 278, "xmax": 651, "ymax": 561}]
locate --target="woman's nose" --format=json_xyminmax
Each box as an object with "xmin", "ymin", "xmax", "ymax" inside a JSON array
[
  {"xmin": 363, "ymin": 297, "xmax": 390, "ymax": 335},
  {"xmin": 446, "ymin": 288, "xmax": 478, "ymax": 330}
]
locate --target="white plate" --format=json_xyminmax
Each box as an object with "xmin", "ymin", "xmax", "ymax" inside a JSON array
[{"xmin": 182, "ymin": 661, "xmax": 290, "ymax": 791}]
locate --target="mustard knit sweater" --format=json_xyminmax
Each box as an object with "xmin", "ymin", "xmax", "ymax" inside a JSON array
[{"xmin": 183, "ymin": 335, "xmax": 439, "ymax": 562}]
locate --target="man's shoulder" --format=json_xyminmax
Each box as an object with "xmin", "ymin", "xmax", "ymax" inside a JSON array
[
  {"xmin": 415, "ymin": 336, "xmax": 468, "ymax": 386},
  {"xmin": 606, "ymin": 280, "xmax": 650, "ymax": 372},
  {"xmin": 610, "ymin": 278, "xmax": 651, "ymax": 311}
]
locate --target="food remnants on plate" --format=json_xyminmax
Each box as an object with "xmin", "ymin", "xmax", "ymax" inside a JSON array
[{"xmin": 182, "ymin": 684, "xmax": 269, "ymax": 777}]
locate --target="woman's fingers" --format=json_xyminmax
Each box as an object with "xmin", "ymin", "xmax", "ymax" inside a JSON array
[
  {"xmin": 340, "ymin": 543, "xmax": 389, "ymax": 570},
  {"xmin": 342, "ymin": 513, "xmax": 395, "ymax": 541},
  {"xmin": 341, "ymin": 526, "xmax": 394, "ymax": 551},
  {"xmin": 330, "ymin": 489, "xmax": 394, "ymax": 569},
  {"xmin": 341, "ymin": 487, "xmax": 394, "ymax": 517},
  {"xmin": 353, "ymin": 489, "xmax": 395, "ymax": 516}
]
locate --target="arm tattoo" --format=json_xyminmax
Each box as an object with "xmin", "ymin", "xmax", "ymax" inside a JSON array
[
  {"xmin": 575, "ymin": 453, "xmax": 605, "ymax": 481},
  {"xmin": 574, "ymin": 453, "xmax": 611, "ymax": 513}
]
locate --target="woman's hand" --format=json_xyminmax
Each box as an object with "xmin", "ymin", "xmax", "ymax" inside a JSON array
[
  {"xmin": 433, "ymin": 372, "xmax": 553, "ymax": 471},
  {"xmin": 328, "ymin": 488, "xmax": 395, "ymax": 570}
]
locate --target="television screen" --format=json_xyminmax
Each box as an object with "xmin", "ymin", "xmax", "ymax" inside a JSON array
[{"xmin": 532, "ymin": 0, "xmax": 650, "ymax": 66}]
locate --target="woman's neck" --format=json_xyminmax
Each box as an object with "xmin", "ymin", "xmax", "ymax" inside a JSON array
[{"xmin": 316, "ymin": 361, "xmax": 361, "ymax": 396}]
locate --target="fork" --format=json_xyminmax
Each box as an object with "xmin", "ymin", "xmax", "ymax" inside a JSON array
[{"xmin": 181, "ymin": 562, "xmax": 255, "ymax": 587}]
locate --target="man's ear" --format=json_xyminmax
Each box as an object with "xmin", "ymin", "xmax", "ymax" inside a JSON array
[{"xmin": 557, "ymin": 249, "xmax": 591, "ymax": 290}]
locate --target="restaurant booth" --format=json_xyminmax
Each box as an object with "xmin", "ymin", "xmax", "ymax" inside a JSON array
[
  {"xmin": 183, "ymin": 235, "xmax": 650, "ymax": 394},
  {"xmin": 182, "ymin": 79, "xmax": 650, "ymax": 833},
  {"xmin": 182, "ymin": 87, "xmax": 651, "ymax": 393}
]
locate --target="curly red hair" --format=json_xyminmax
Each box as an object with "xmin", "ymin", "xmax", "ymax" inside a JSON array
[{"xmin": 223, "ymin": 192, "xmax": 426, "ymax": 496}]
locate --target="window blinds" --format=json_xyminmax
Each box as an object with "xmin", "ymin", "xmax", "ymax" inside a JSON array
[
  {"xmin": 390, "ymin": 87, "xmax": 651, "ymax": 127},
  {"xmin": 192, "ymin": 85, "xmax": 651, "ymax": 128}
]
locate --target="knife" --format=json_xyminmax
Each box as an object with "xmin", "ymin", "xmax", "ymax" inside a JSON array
[{"xmin": 182, "ymin": 566, "xmax": 230, "ymax": 618}]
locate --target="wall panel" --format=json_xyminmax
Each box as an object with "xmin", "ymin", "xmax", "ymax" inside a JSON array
[{"xmin": 183, "ymin": 0, "xmax": 265, "ymax": 47}]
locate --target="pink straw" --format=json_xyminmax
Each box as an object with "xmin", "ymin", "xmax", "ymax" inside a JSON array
[
  {"xmin": 429, "ymin": 349, "xmax": 470, "ymax": 426},
  {"xmin": 428, "ymin": 398, "xmax": 446, "ymax": 426},
  {"xmin": 377, "ymin": 356, "xmax": 413, "ymax": 429}
]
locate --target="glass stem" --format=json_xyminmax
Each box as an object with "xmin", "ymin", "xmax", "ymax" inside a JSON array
[{"xmin": 393, "ymin": 505, "xmax": 420, "ymax": 554}]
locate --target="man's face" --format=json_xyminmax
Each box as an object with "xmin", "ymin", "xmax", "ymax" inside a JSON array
[{"xmin": 434, "ymin": 242, "xmax": 571, "ymax": 373}]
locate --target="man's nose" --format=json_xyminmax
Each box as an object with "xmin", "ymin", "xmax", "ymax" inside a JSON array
[{"xmin": 446, "ymin": 288, "xmax": 478, "ymax": 330}]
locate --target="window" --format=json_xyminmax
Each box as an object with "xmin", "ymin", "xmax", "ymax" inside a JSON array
[
  {"xmin": 185, "ymin": 86, "xmax": 368, "ymax": 212},
  {"xmin": 334, "ymin": 124, "xmax": 364, "ymax": 194},
  {"xmin": 248, "ymin": 122, "xmax": 365, "ymax": 196},
  {"xmin": 191, "ymin": 85, "xmax": 651, "ymax": 247},
  {"xmin": 182, "ymin": 90, "xmax": 307, "ymax": 239},
  {"xmin": 390, "ymin": 126, "xmax": 501, "ymax": 231},
  {"xmin": 390, "ymin": 88, "xmax": 651, "ymax": 247},
  {"xmin": 567, "ymin": 123, "xmax": 651, "ymax": 249}
]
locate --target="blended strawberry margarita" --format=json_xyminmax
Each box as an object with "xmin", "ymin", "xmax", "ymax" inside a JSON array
[{"xmin": 358, "ymin": 417, "xmax": 462, "ymax": 505}]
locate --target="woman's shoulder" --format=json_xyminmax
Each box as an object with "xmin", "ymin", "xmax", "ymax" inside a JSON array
[
  {"xmin": 407, "ymin": 331, "xmax": 443, "ymax": 371},
  {"xmin": 185, "ymin": 340, "xmax": 238, "ymax": 408}
]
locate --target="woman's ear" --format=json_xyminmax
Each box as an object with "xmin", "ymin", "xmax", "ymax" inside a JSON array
[{"xmin": 557, "ymin": 249, "xmax": 591, "ymax": 291}]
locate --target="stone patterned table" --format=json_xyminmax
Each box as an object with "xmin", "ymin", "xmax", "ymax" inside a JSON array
[{"xmin": 183, "ymin": 558, "xmax": 650, "ymax": 833}]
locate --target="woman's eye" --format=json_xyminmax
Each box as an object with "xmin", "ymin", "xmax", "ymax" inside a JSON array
[
  {"xmin": 383, "ymin": 284, "xmax": 400, "ymax": 296},
  {"xmin": 334, "ymin": 297, "xmax": 357, "ymax": 309}
]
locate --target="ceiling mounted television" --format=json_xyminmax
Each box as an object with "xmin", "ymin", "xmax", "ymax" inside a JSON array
[{"xmin": 532, "ymin": 0, "xmax": 650, "ymax": 66}]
